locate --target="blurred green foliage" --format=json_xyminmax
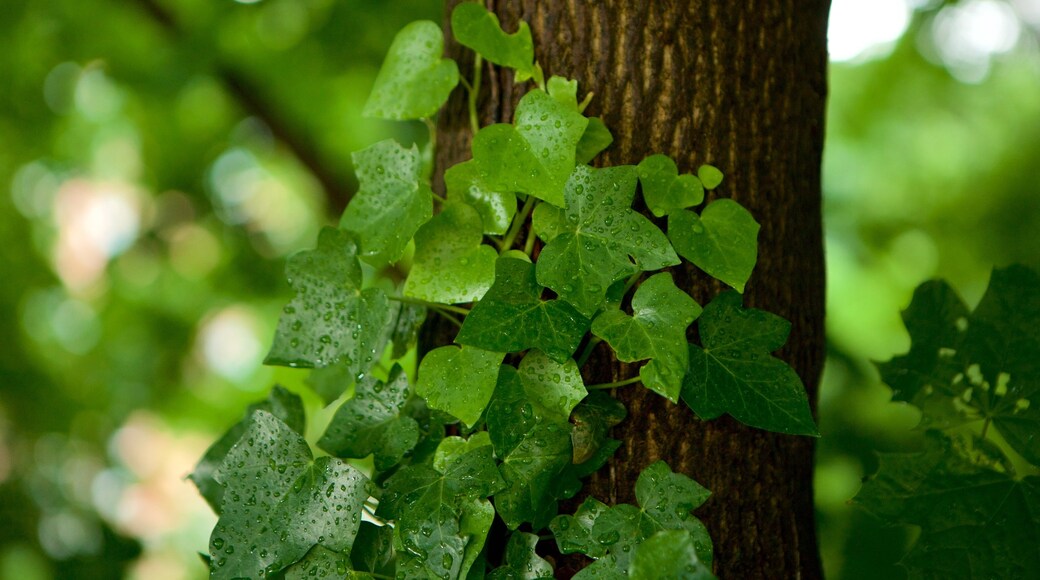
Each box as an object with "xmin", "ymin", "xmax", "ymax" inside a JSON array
[{"xmin": 0, "ymin": 0, "xmax": 1037, "ymax": 578}]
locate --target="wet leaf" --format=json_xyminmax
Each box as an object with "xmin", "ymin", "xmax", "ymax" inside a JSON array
[
  {"xmin": 628, "ymin": 530, "xmax": 715, "ymax": 580},
  {"xmin": 445, "ymin": 161, "xmax": 517, "ymax": 236},
  {"xmin": 668, "ymin": 200, "xmax": 759, "ymax": 293},
  {"xmin": 697, "ymin": 164, "xmax": 724, "ymax": 190},
  {"xmin": 489, "ymin": 532, "xmax": 555, "ymax": 579},
  {"xmin": 451, "ymin": 2, "xmax": 539, "ymax": 81},
  {"xmin": 637, "ymin": 154, "xmax": 704, "ymax": 217},
  {"xmin": 417, "ymin": 345, "xmax": 505, "ymax": 427},
  {"xmin": 517, "ymin": 350, "xmax": 587, "ymax": 421},
  {"xmin": 363, "ymin": 21, "xmax": 459, "ymax": 120},
  {"xmin": 495, "ymin": 420, "xmax": 573, "ymax": 530},
  {"xmin": 404, "ymin": 202, "xmax": 498, "ymax": 304}
]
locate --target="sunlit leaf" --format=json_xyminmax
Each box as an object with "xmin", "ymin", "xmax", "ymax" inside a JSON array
[
  {"xmin": 668, "ymin": 200, "xmax": 759, "ymax": 293},
  {"xmin": 445, "ymin": 161, "xmax": 517, "ymax": 236},
  {"xmin": 404, "ymin": 202, "xmax": 498, "ymax": 304},
  {"xmin": 697, "ymin": 165, "xmax": 724, "ymax": 190},
  {"xmin": 637, "ymin": 154, "xmax": 704, "ymax": 217},
  {"xmin": 363, "ymin": 21, "xmax": 459, "ymax": 120},
  {"xmin": 417, "ymin": 345, "xmax": 504, "ymax": 427},
  {"xmin": 451, "ymin": 2, "xmax": 539, "ymax": 81}
]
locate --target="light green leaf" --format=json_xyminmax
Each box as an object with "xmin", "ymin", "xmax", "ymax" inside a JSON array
[
  {"xmin": 547, "ymin": 75, "xmax": 579, "ymax": 109},
  {"xmin": 266, "ymin": 227, "xmax": 391, "ymax": 369},
  {"xmin": 629, "ymin": 530, "xmax": 715, "ymax": 580},
  {"xmin": 469, "ymin": 89, "xmax": 588, "ymax": 207},
  {"xmin": 637, "ymin": 154, "xmax": 704, "ymax": 217},
  {"xmin": 434, "ymin": 432, "xmax": 493, "ymax": 472},
  {"xmin": 534, "ymin": 165, "xmax": 680, "ymax": 317},
  {"xmin": 592, "ymin": 273, "xmax": 701, "ymax": 402},
  {"xmin": 417, "ymin": 345, "xmax": 505, "ymax": 427},
  {"xmin": 284, "ymin": 546, "xmax": 351, "ymax": 580},
  {"xmin": 363, "ymin": 21, "xmax": 459, "ymax": 120},
  {"xmin": 340, "ymin": 139, "xmax": 433, "ymax": 266},
  {"xmin": 682, "ymin": 291, "xmax": 818, "ymax": 436},
  {"xmin": 576, "ymin": 117, "xmax": 613, "ymax": 165},
  {"xmin": 318, "ymin": 364, "xmax": 418, "ymax": 471},
  {"xmin": 495, "ymin": 420, "xmax": 573, "ymax": 530},
  {"xmin": 404, "ymin": 202, "xmax": 498, "ymax": 304},
  {"xmin": 445, "ymin": 160, "xmax": 517, "ymax": 235},
  {"xmin": 697, "ymin": 164, "xmax": 724, "ymax": 190},
  {"xmin": 451, "ymin": 3, "xmax": 538, "ymax": 81},
  {"xmin": 668, "ymin": 200, "xmax": 759, "ymax": 293},
  {"xmin": 490, "ymin": 532, "xmax": 555, "ymax": 579},
  {"xmin": 517, "ymin": 350, "xmax": 587, "ymax": 420},
  {"xmin": 550, "ymin": 496, "xmax": 611, "ymax": 558},
  {"xmin": 459, "ymin": 498, "xmax": 496, "ymax": 579},
  {"xmin": 456, "ymin": 257, "xmax": 590, "ymax": 363}
]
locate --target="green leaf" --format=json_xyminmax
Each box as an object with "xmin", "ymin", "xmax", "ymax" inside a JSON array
[
  {"xmin": 495, "ymin": 420, "xmax": 573, "ymax": 530},
  {"xmin": 208, "ymin": 411, "xmax": 372, "ymax": 579},
  {"xmin": 404, "ymin": 202, "xmax": 498, "ymax": 304},
  {"xmin": 550, "ymin": 496, "xmax": 611, "ymax": 558},
  {"xmin": 628, "ymin": 530, "xmax": 715, "ymax": 580},
  {"xmin": 637, "ymin": 154, "xmax": 704, "ymax": 217},
  {"xmin": 190, "ymin": 387, "xmax": 304, "ymax": 512},
  {"xmin": 417, "ymin": 345, "xmax": 505, "ymax": 427},
  {"xmin": 570, "ymin": 392, "xmax": 627, "ymax": 464},
  {"xmin": 547, "ymin": 76, "xmax": 579, "ymax": 109},
  {"xmin": 451, "ymin": 3, "xmax": 538, "ymax": 81},
  {"xmin": 389, "ymin": 299, "xmax": 427, "ymax": 359},
  {"xmin": 318, "ymin": 364, "xmax": 419, "ymax": 470},
  {"xmin": 517, "ymin": 350, "xmax": 587, "ymax": 420},
  {"xmin": 469, "ymin": 90, "xmax": 588, "ymax": 207},
  {"xmin": 266, "ymin": 227, "xmax": 392, "ymax": 369},
  {"xmin": 534, "ymin": 164, "xmax": 680, "ymax": 317},
  {"xmin": 350, "ymin": 522, "xmax": 393, "ymax": 575},
  {"xmin": 592, "ymin": 272, "xmax": 701, "ymax": 401},
  {"xmin": 668, "ymin": 200, "xmax": 759, "ymax": 293},
  {"xmin": 486, "ymin": 365, "xmax": 539, "ymax": 457},
  {"xmin": 284, "ymin": 546, "xmax": 351, "ymax": 580},
  {"xmin": 576, "ymin": 117, "xmax": 613, "ymax": 165},
  {"xmin": 362, "ymin": 20, "xmax": 459, "ymax": 120},
  {"xmin": 457, "ymin": 256, "xmax": 590, "ymax": 363},
  {"xmin": 445, "ymin": 161, "xmax": 517, "ymax": 236},
  {"xmin": 856, "ymin": 431, "xmax": 1040, "ymax": 579},
  {"xmin": 433, "ymin": 431, "xmax": 493, "ymax": 472},
  {"xmin": 682, "ymin": 291, "xmax": 818, "ymax": 436},
  {"xmin": 879, "ymin": 266, "xmax": 1040, "ymax": 463},
  {"xmin": 340, "ymin": 139, "xmax": 433, "ymax": 267},
  {"xmin": 697, "ymin": 165, "xmax": 724, "ymax": 190},
  {"xmin": 306, "ymin": 363, "xmax": 357, "ymax": 405},
  {"xmin": 489, "ymin": 532, "xmax": 555, "ymax": 579},
  {"xmin": 459, "ymin": 498, "xmax": 496, "ymax": 579}
]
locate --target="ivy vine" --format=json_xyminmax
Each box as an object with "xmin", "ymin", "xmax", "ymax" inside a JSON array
[{"xmin": 192, "ymin": 3, "xmax": 818, "ymax": 578}]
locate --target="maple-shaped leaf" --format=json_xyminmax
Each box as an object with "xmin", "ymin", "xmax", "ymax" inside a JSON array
[
  {"xmin": 340, "ymin": 139, "xmax": 433, "ymax": 267},
  {"xmin": 550, "ymin": 461, "xmax": 713, "ymax": 577},
  {"xmin": 533, "ymin": 165, "xmax": 680, "ymax": 317},
  {"xmin": 417, "ymin": 345, "xmax": 504, "ymax": 428},
  {"xmin": 629, "ymin": 530, "xmax": 715, "ymax": 580},
  {"xmin": 362, "ymin": 21, "xmax": 459, "ymax": 120},
  {"xmin": 208, "ymin": 411, "xmax": 372, "ymax": 580},
  {"xmin": 488, "ymin": 532, "xmax": 555, "ymax": 579},
  {"xmin": 266, "ymin": 227, "xmax": 392, "ymax": 370},
  {"xmin": 637, "ymin": 154, "xmax": 704, "ymax": 217},
  {"xmin": 668, "ymin": 199, "xmax": 759, "ymax": 293},
  {"xmin": 592, "ymin": 272, "xmax": 701, "ymax": 402},
  {"xmin": 467, "ymin": 89, "xmax": 588, "ymax": 207},
  {"xmin": 404, "ymin": 202, "xmax": 498, "ymax": 304},
  {"xmin": 456, "ymin": 256, "xmax": 590, "ymax": 363},
  {"xmin": 682, "ymin": 291, "xmax": 818, "ymax": 436},
  {"xmin": 451, "ymin": 2, "xmax": 540, "ymax": 82},
  {"xmin": 445, "ymin": 161, "xmax": 517, "ymax": 235},
  {"xmin": 317, "ymin": 364, "xmax": 419, "ymax": 471},
  {"xmin": 856, "ymin": 430, "xmax": 1040, "ymax": 579},
  {"xmin": 879, "ymin": 265, "xmax": 1040, "ymax": 462},
  {"xmin": 378, "ymin": 443, "xmax": 504, "ymax": 580}
]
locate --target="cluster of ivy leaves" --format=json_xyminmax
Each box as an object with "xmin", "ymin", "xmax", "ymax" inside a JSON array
[
  {"xmin": 859, "ymin": 265, "xmax": 1040, "ymax": 579},
  {"xmin": 191, "ymin": 3, "xmax": 817, "ymax": 578}
]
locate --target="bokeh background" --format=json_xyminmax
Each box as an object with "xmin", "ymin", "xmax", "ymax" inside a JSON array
[{"xmin": 0, "ymin": 0, "xmax": 1037, "ymax": 578}]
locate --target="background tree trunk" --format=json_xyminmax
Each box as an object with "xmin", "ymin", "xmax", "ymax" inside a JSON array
[{"xmin": 433, "ymin": 1, "xmax": 829, "ymax": 577}]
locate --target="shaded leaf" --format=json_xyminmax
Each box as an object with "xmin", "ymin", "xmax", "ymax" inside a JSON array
[
  {"xmin": 489, "ymin": 532, "xmax": 554, "ymax": 579},
  {"xmin": 417, "ymin": 345, "xmax": 504, "ymax": 427},
  {"xmin": 363, "ymin": 21, "xmax": 459, "ymax": 120},
  {"xmin": 495, "ymin": 420, "xmax": 573, "ymax": 530},
  {"xmin": 404, "ymin": 202, "xmax": 498, "ymax": 304},
  {"xmin": 451, "ymin": 2, "xmax": 539, "ymax": 81},
  {"xmin": 668, "ymin": 200, "xmax": 759, "ymax": 293},
  {"xmin": 628, "ymin": 530, "xmax": 715, "ymax": 580},
  {"xmin": 517, "ymin": 350, "xmax": 587, "ymax": 420},
  {"xmin": 575, "ymin": 117, "xmax": 613, "ymax": 165}
]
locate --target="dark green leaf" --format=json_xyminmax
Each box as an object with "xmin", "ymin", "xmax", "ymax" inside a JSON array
[
  {"xmin": 628, "ymin": 530, "xmax": 715, "ymax": 580},
  {"xmin": 550, "ymin": 496, "xmax": 611, "ymax": 558},
  {"xmin": 390, "ymin": 300, "xmax": 427, "ymax": 359},
  {"xmin": 637, "ymin": 154, "xmax": 704, "ymax": 217},
  {"xmin": 363, "ymin": 21, "xmax": 459, "ymax": 120},
  {"xmin": 668, "ymin": 200, "xmax": 759, "ymax": 293},
  {"xmin": 284, "ymin": 545, "xmax": 351, "ymax": 580},
  {"xmin": 495, "ymin": 420, "xmax": 573, "ymax": 529},
  {"xmin": 517, "ymin": 350, "xmax": 587, "ymax": 420},
  {"xmin": 350, "ymin": 522, "xmax": 393, "ymax": 575},
  {"xmin": 404, "ymin": 202, "xmax": 498, "ymax": 304},
  {"xmin": 417, "ymin": 345, "xmax": 504, "ymax": 427},
  {"xmin": 682, "ymin": 291, "xmax": 818, "ymax": 436},
  {"xmin": 534, "ymin": 165, "xmax": 680, "ymax": 317},
  {"xmin": 487, "ymin": 365, "xmax": 539, "ymax": 457},
  {"xmin": 266, "ymin": 227, "xmax": 392, "ymax": 370},
  {"xmin": 570, "ymin": 392, "xmax": 627, "ymax": 463},
  {"xmin": 451, "ymin": 3, "xmax": 539, "ymax": 81},
  {"xmin": 490, "ymin": 532, "xmax": 554, "ymax": 579}
]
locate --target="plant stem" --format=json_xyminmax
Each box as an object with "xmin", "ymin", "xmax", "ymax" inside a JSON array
[
  {"xmin": 981, "ymin": 417, "xmax": 992, "ymax": 439},
  {"xmin": 623, "ymin": 271, "xmax": 643, "ymax": 295},
  {"xmin": 432, "ymin": 191, "xmax": 447, "ymax": 204},
  {"xmin": 432, "ymin": 307, "xmax": 463, "ymax": 328},
  {"xmin": 388, "ymin": 295, "xmax": 470, "ymax": 316},
  {"xmin": 501, "ymin": 196, "xmax": 537, "ymax": 251},
  {"xmin": 587, "ymin": 376, "xmax": 642, "ymax": 390},
  {"xmin": 576, "ymin": 337, "xmax": 602, "ymax": 367},
  {"xmin": 468, "ymin": 55, "xmax": 483, "ymax": 134},
  {"xmin": 523, "ymin": 226, "xmax": 537, "ymax": 256}
]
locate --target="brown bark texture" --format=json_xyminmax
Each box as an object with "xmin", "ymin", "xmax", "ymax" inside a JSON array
[{"xmin": 431, "ymin": 1, "xmax": 830, "ymax": 577}]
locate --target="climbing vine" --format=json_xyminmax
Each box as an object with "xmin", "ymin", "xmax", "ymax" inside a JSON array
[{"xmin": 191, "ymin": 3, "xmax": 817, "ymax": 578}]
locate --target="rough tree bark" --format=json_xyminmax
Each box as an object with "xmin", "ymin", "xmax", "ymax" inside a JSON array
[{"xmin": 430, "ymin": 1, "xmax": 829, "ymax": 577}]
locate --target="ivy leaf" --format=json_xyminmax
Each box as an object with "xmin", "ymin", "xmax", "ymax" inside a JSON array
[
  {"xmin": 390, "ymin": 300, "xmax": 427, "ymax": 359},
  {"xmin": 451, "ymin": 2, "xmax": 539, "ymax": 82},
  {"xmin": 592, "ymin": 272, "xmax": 701, "ymax": 402},
  {"xmin": 682, "ymin": 291, "xmax": 818, "ymax": 436},
  {"xmin": 445, "ymin": 161, "xmax": 517, "ymax": 236},
  {"xmin": 469, "ymin": 90, "xmax": 588, "ymax": 207},
  {"xmin": 856, "ymin": 431, "xmax": 1040, "ymax": 579},
  {"xmin": 668, "ymin": 200, "xmax": 759, "ymax": 293},
  {"xmin": 459, "ymin": 498, "xmax": 496, "ymax": 579},
  {"xmin": 417, "ymin": 345, "xmax": 505, "ymax": 427},
  {"xmin": 495, "ymin": 420, "xmax": 574, "ymax": 530},
  {"xmin": 486, "ymin": 366, "xmax": 539, "ymax": 457},
  {"xmin": 550, "ymin": 496, "xmax": 611, "ymax": 558},
  {"xmin": 350, "ymin": 522, "xmax": 393, "ymax": 575},
  {"xmin": 190, "ymin": 386, "xmax": 304, "ymax": 512},
  {"xmin": 209, "ymin": 411, "xmax": 371, "ymax": 579},
  {"xmin": 404, "ymin": 202, "xmax": 498, "ymax": 304},
  {"xmin": 697, "ymin": 164, "xmax": 724, "ymax": 190},
  {"xmin": 517, "ymin": 350, "xmax": 588, "ymax": 420},
  {"xmin": 362, "ymin": 20, "xmax": 459, "ymax": 120},
  {"xmin": 570, "ymin": 392, "xmax": 627, "ymax": 464},
  {"xmin": 534, "ymin": 165, "xmax": 680, "ymax": 317},
  {"xmin": 637, "ymin": 154, "xmax": 704, "ymax": 217},
  {"xmin": 284, "ymin": 546, "xmax": 351, "ymax": 580},
  {"xmin": 317, "ymin": 364, "xmax": 419, "ymax": 471},
  {"xmin": 340, "ymin": 139, "xmax": 433, "ymax": 267},
  {"xmin": 576, "ymin": 117, "xmax": 614, "ymax": 165},
  {"xmin": 457, "ymin": 256, "xmax": 590, "ymax": 363},
  {"xmin": 488, "ymin": 532, "xmax": 555, "ymax": 579},
  {"xmin": 266, "ymin": 227, "xmax": 391, "ymax": 370},
  {"xmin": 879, "ymin": 266, "xmax": 1040, "ymax": 463},
  {"xmin": 628, "ymin": 530, "xmax": 715, "ymax": 580},
  {"xmin": 433, "ymin": 432, "xmax": 493, "ymax": 472}
]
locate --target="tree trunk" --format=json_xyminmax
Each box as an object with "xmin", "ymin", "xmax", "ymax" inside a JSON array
[{"xmin": 434, "ymin": 1, "xmax": 829, "ymax": 577}]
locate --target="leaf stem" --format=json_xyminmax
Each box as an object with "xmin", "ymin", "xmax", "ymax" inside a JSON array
[
  {"xmin": 432, "ymin": 191, "xmax": 447, "ymax": 204},
  {"xmin": 432, "ymin": 307, "xmax": 463, "ymax": 328},
  {"xmin": 587, "ymin": 376, "xmax": 642, "ymax": 390},
  {"xmin": 468, "ymin": 55, "xmax": 483, "ymax": 134},
  {"xmin": 388, "ymin": 295, "xmax": 470, "ymax": 316},
  {"xmin": 980, "ymin": 417, "xmax": 992, "ymax": 439},
  {"xmin": 623, "ymin": 271, "xmax": 643, "ymax": 295},
  {"xmin": 576, "ymin": 337, "xmax": 602, "ymax": 367},
  {"xmin": 501, "ymin": 196, "xmax": 537, "ymax": 251},
  {"xmin": 523, "ymin": 227, "xmax": 537, "ymax": 256}
]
